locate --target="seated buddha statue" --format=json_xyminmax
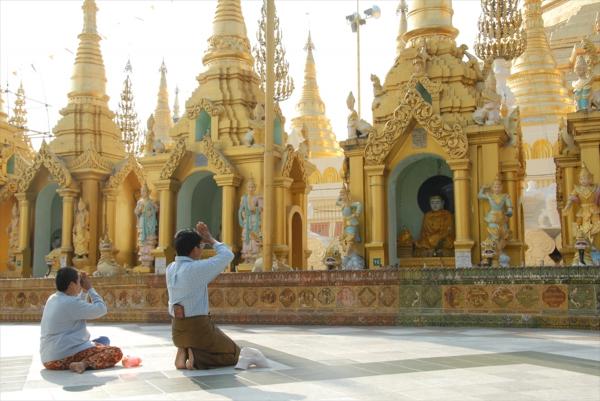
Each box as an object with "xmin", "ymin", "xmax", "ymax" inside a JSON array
[{"xmin": 415, "ymin": 195, "xmax": 455, "ymax": 256}]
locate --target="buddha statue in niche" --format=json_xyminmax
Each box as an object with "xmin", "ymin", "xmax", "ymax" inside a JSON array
[{"xmin": 414, "ymin": 195, "xmax": 455, "ymax": 257}]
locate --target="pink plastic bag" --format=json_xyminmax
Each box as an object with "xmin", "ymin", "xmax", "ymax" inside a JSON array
[{"xmin": 122, "ymin": 355, "xmax": 142, "ymax": 368}]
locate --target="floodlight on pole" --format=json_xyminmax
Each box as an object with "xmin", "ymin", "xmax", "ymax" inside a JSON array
[{"xmin": 346, "ymin": 2, "xmax": 380, "ymax": 119}]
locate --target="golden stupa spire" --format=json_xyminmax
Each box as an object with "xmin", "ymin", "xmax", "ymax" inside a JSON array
[
  {"xmin": 153, "ymin": 60, "xmax": 173, "ymax": 143},
  {"xmin": 396, "ymin": 0, "xmax": 408, "ymax": 54},
  {"xmin": 507, "ymin": 0, "xmax": 573, "ymax": 126},
  {"xmin": 50, "ymin": 0, "xmax": 124, "ymax": 162},
  {"xmin": 202, "ymin": 0, "xmax": 253, "ymax": 69},
  {"xmin": 8, "ymin": 82, "xmax": 27, "ymax": 129},
  {"xmin": 403, "ymin": 0, "xmax": 458, "ymax": 44},
  {"xmin": 290, "ymin": 32, "xmax": 342, "ymax": 158}
]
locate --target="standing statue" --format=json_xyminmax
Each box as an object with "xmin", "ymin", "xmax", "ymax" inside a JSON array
[
  {"xmin": 478, "ymin": 176, "xmax": 513, "ymax": 267},
  {"xmin": 7, "ymin": 203, "xmax": 19, "ymax": 270},
  {"xmin": 134, "ymin": 184, "xmax": 158, "ymax": 272},
  {"xmin": 573, "ymin": 56, "xmax": 593, "ymax": 112},
  {"xmin": 415, "ymin": 195, "xmax": 455, "ymax": 257},
  {"xmin": 473, "ymin": 70, "xmax": 502, "ymax": 126},
  {"xmin": 336, "ymin": 184, "xmax": 365, "ymax": 269},
  {"xmin": 244, "ymin": 102, "xmax": 265, "ymax": 147},
  {"xmin": 370, "ymin": 74, "xmax": 383, "ymax": 110},
  {"xmin": 238, "ymin": 177, "xmax": 263, "ymax": 264},
  {"xmin": 562, "ymin": 163, "xmax": 600, "ymax": 265},
  {"xmin": 135, "ymin": 184, "xmax": 158, "ymax": 244},
  {"xmin": 73, "ymin": 198, "xmax": 90, "ymax": 258}
]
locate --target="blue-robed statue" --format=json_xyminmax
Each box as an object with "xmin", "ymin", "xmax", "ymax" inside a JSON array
[
  {"xmin": 238, "ymin": 177, "xmax": 263, "ymax": 263},
  {"xmin": 135, "ymin": 184, "xmax": 158, "ymax": 244}
]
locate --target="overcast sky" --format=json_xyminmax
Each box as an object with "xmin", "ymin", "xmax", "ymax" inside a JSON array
[{"xmin": 0, "ymin": 0, "xmax": 480, "ymax": 149}]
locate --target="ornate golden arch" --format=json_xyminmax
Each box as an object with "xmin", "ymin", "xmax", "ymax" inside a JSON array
[
  {"xmin": 18, "ymin": 142, "xmax": 73, "ymax": 191},
  {"xmin": 159, "ymin": 136, "xmax": 237, "ymax": 180},
  {"xmin": 364, "ymin": 77, "xmax": 468, "ymax": 165},
  {"xmin": 186, "ymin": 98, "xmax": 225, "ymax": 119},
  {"xmin": 105, "ymin": 153, "xmax": 147, "ymax": 191},
  {"xmin": 280, "ymin": 145, "xmax": 308, "ymax": 183}
]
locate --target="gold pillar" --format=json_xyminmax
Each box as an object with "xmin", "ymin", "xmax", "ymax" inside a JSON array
[
  {"xmin": 14, "ymin": 192, "xmax": 33, "ymax": 276},
  {"xmin": 103, "ymin": 190, "xmax": 116, "ymax": 241},
  {"xmin": 504, "ymin": 170, "xmax": 519, "ymax": 240},
  {"xmin": 214, "ymin": 175, "xmax": 241, "ymax": 250},
  {"xmin": 447, "ymin": 159, "xmax": 474, "ymax": 268},
  {"xmin": 262, "ymin": 0, "xmax": 275, "ymax": 272},
  {"xmin": 346, "ymin": 145, "xmax": 366, "ymax": 255},
  {"xmin": 273, "ymin": 177, "xmax": 292, "ymax": 262},
  {"xmin": 58, "ymin": 188, "xmax": 78, "ymax": 266},
  {"xmin": 154, "ymin": 179, "xmax": 180, "ymax": 264},
  {"xmin": 364, "ymin": 164, "xmax": 386, "ymax": 268},
  {"xmin": 80, "ymin": 176, "xmax": 101, "ymax": 268}
]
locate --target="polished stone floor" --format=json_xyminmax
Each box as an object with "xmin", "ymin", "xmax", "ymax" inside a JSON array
[{"xmin": 0, "ymin": 323, "xmax": 599, "ymax": 400}]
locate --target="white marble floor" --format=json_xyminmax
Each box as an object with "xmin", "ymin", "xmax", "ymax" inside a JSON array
[{"xmin": 1, "ymin": 324, "xmax": 599, "ymax": 400}]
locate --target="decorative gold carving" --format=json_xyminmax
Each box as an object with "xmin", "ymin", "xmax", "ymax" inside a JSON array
[
  {"xmin": 186, "ymin": 98, "xmax": 225, "ymax": 119},
  {"xmin": 365, "ymin": 78, "xmax": 468, "ymax": 165},
  {"xmin": 198, "ymin": 135, "xmax": 236, "ymax": 175},
  {"xmin": 68, "ymin": 146, "xmax": 113, "ymax": 173},
  {"xmin": 280, "ymin": 145, "xmax": 308, "ymax": 182},
  {"xmin": 105, "ymin": 154, "xmax": 146, "ymax": 191},
  {"xmin": 206, "ymin": 35, "xmax": 251, "ymax": 55},
  {"xmin": 18, "ymin": 142, "xmax": 73, "ymax": 191},
  {"xmin": 159, "ymin": 137, "xmax": 187, "ymax": 180},
  {"xmin": 0, "ymin": 179, "xmax": 18, "ymax": 202}
]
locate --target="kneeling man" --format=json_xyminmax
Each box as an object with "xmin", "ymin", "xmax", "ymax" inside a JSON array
[{"xmin": 167, "ymin": 222, "xmax": 268, "ymax": 370}]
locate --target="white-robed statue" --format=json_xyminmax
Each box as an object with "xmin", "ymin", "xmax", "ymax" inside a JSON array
[{"xmin": 238, "ymin": 177, "xmax": 263, "ymax": 263}]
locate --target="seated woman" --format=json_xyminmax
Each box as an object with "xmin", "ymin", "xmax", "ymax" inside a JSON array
[{"xmin": 40, "ymin": 267, "xmax": 122, "ymax": 373}]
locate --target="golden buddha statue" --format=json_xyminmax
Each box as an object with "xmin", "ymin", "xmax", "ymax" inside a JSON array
[
  {"xmin": 415, "ymin": 195, "xmax": 454, "ymax": 256},
  {"xmin": 563, "ymin": 163, "xmax": 600, "ymax": 252}
]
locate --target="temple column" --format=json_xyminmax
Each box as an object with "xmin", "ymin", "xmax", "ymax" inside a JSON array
[
  {"xmin": 153, "ymin": 179, "xmax": 180, "ymax": 266},
  {"xmin": 273, "ymin": 177, "xmax": 292, "ymax": 262},
  {"xmin": 364, "ymin": 164, "xmax": 386, "ymax": 268},
  {"xmin": 448, "ymin": 159, "xmax": 474, "ymax": 268},
  {"xmin": 58, "ymin": 188, "xmax": 79, "ymax": 267},
  {"xmin": 563, "ymin": 163, "xmax": 576, "ymax": 249},
  {"xmin": 502, "ymin": 166, "xmax": 525, "ymax": 265},
  {"xmin": 14, "ymin": 192, "xmax": 33, "ymax": 277},
  {"xmin": 79, "ymin": 176, "xmax": 102, "ymax": 270},
  {"xmin": 103, "ymin": 190, "xmax": 117, "ymax": 241},
  {"xmin": 345, "ymin": 143, "xmax": 366, "ymax": 256},
  {"xmin": 214, "ymin": 174, "xmax": 241, "ymax": 252}
]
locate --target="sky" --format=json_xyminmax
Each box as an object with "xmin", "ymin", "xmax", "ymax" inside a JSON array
[{"xmin": 0, "ymin": 0, "xmax": 480, "ymax": 149}]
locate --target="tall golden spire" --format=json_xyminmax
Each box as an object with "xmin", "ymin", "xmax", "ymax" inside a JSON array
[
  {"xmin": 202, "ymin": 0, "xmax": 253, "ymax": 69},
  {"xmin": 396, "ymin": 0, "xmax": 408, "ymax": 54},
  {"xmin": 403, "ymin": 0, "xmax": 458, "ymax": 44},
  {"xmin": 153, "ymin": 60, "xmax": 173, "ymax": 142},
  {"xmin": 8, "ymin": 82, "xmax": 27, "ymax": 130},
  {"xmin": 290, "ymin": 32, "xmax": 342, "ymax": 158},
  {"xmin": 507, "ymin": 0, "xmax": 573, "ymax": 127},
  {"xmin": 50, "ymin": 0, "xmax": 124, "ymax": 161}
]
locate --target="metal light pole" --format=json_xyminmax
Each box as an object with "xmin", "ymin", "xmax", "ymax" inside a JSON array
[{"xmin": 346, "ymin": 2, "xmax": 380, "ymax": 119}]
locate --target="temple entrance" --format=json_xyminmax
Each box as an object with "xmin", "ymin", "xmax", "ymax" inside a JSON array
[
  {"xmin": 176, "ymin": 171, "xmax": 222, "ymax": 239},
  {"xmin": 291, "ymin": 211, "xmax": 303, "ymax": 268},
  {"xmin": 387, "ymin": 154, "xmax": 453, "ymax": 264},
  {"xmin": 32, "ymin": 183, "xmax": 62, "ymax": 277}
]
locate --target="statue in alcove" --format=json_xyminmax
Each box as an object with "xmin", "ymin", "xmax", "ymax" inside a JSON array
[
  {"xmin": 562, "ymin": 163, "xmax": 600, "ymax": 266},
  {"xmin": 45, "ymin": 234, "xmax": 62, "ymax": 277},
  {"xmin": 73, "ymin": 198, "xmax": 90, "ymax": 258},
  {"xmin": 478, "ymin": 175, "xmax": 513, "ymax": 267},
  {"xmin": 7, "ymin": 203, "xmax": 19, "ymax": 270},
  {"xmin": 414, "ymin": 195, "xmax": 455, "ymax": 257},
  {"xmin": 135, "ymin": 184, "xmax": 159, "ymax": 271},
  {"xmin": 238, "ymin": 177, "xmax": 263, "ymax": 264},
  {"xmin": 336, "ymin": 185, "xmax": 365, "ymax": 269}
]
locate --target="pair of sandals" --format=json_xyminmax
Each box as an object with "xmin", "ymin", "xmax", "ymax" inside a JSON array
[{"xmin": 174, "ymin": 347, "xmax": 195, "ymax": 370}]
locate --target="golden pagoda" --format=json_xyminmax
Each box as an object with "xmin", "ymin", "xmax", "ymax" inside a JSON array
[
  {"xmin": 2, "ymin": 0, "xmax": 145, "ymax": 277},
  {"xmin": 152, "ymin": 60, "xmax": 173, "ymax": 147},
  {"xmin": 340, "ymin": 0, "xmax": 526, "ymax": 268},
  {"xmin": 141, "ymin": 0, "xmax": 310, "ymax": 270}
]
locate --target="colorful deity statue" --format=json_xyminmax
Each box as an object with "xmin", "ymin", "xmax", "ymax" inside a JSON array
[
  {"xmin": 336, "ymin": 184, "xmax": 362, "ymax": 256},
  {"xmin": 135, "ymin": 184, "xmax": 158, "ymax": 244},
  {"xmin": 478, "ymin": 175, "xmax": 513, "ymax": 267},
  {"xmin": 415, "ymin": 195, "xmax": 455, "ymax": 257},
  {"xmin": 573, "ymin": 56, "xmax": 593, "ymax": 112},
  {"xmin": 238, "ymin": 176, "xmax": 263, "ymax": 263},
  {"xmin": 73, "ymin": 198, "xmax": 90, "ymax": 258},
  {"xmin": 562, "ymin": 163, "xmax": 600, "ymax": 265}
]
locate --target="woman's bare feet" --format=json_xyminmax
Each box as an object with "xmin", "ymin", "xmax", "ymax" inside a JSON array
[
  {"xmin": 174, "ymin": 347, "xmax": 187, "ymax": 369},
  {"xmin": 185, "ymin": 348, "xmax": 195, "ymax": 370},
  {"xmin": 68, "ymin": 361, "xmax": 89, "ymax": 374}
]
